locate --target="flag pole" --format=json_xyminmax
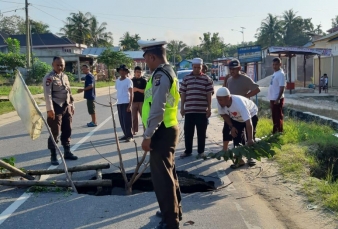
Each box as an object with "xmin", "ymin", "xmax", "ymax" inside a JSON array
[{"xmin": 17, "ymin": 72, "xmax": 78, "ymax": 193}]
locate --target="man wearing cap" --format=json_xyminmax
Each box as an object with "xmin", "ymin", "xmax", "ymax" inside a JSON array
[
  {"xmin": 224, "ymin": 58, "xmax": 260, "ymax": 166},
  {"xmin": 115, "ymin": 64, "xmax": 134, "ymax": 142},
  {"xmin": 216, "ymin": 87, "xmax": 258, "ymax": 168},
  {"xmin": 138, "ymin": 40, "xmax": 181, "ymax": 229},
  {"xmin": 180, "ymin": 58, "xmax": 214, "ymax": 159},
  {"xmin": 78, "ymin": 64, "xmax": 97, "ymax": 127}
]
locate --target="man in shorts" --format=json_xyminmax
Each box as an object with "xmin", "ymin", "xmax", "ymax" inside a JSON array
[{"xmin": 78, "ymin": 64, "xmax": 97, "ymax": 127}]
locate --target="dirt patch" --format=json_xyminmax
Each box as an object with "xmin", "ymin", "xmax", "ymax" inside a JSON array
[{"xmin": 241, "ymin": 160, "xmax": 338, "ymax": 229}]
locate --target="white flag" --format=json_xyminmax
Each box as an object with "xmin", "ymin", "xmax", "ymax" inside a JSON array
[{"xmin": 8, "ymin": 72, "xmax": 43, "ymax": 140}]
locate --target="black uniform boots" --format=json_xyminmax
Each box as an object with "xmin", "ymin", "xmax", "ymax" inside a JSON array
[
  {"xmin": 50, "ymin": 149, "xmax": 60, "ymax": 166},
  {"xmin": 63, "ymin": 146, "xmax": 78, "ymax": 160}
]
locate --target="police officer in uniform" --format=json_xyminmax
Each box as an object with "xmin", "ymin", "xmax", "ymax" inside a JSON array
[
  {"xmin": 138, "ymin": 40, "xmax": 181, "ymax": 229},
  {"xmin": 43, "ymin": 56, "xmax": 78, "ymax": 165}
]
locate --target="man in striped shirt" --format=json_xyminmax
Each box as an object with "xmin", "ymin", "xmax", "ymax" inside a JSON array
[{"xmin": 179, "ymin": 58, "xmax": 214, "ymax": 159}]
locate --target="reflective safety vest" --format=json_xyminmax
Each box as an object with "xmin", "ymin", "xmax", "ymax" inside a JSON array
[{"xmin": 142, "ymin": 66, "xmax": 180, "ymax": 128}]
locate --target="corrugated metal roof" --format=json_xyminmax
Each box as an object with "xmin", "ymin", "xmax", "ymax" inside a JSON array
[
  {"xmin": 0, "ymin": 33, "xmax": 76, "ymax": 46},
  {"xmin": 82, "ymin": 48, "xmax": 144, "ymax": 59},
  {"xmin": 82, "ymin": 47, "xmax": 120, "ymax": 55},
  {"xmin": 123, "ymin": 51, "xmax": 144, "ymax": 59}
]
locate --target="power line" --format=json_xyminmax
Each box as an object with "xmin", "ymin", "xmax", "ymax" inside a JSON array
[
  {"xmin": 0, "ymin": 0, "xmax": 23, "ymax": 4},
  {"xmin": 0, "ymin": 7, "xmax": 25, "ymax": 14},
  {"xmin": 30, "ymin": 2, "xmax": 256, "ymax": 20}
]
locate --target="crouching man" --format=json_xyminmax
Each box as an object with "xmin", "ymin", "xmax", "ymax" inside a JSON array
[{"xmin": 216, "ymin": 87, "xmax": 259, "ymax": 169}]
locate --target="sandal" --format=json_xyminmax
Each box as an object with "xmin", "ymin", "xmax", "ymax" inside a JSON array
[
  {"xmin": 180, "ymin": 153, "xmax": 192, "ymax": 158},
  {"xmin": 230, "ymin": 163, "xmax": 245, "ymax": 169},
  {"xmin": 248, "ymin": 159, "xmax": 256, "ymax": 166}
]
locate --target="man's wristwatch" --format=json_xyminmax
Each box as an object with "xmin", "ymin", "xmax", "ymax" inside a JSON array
[
  {"xmin": 143, "ymin": 133, "xmax": 151, "ymax": 140},
  {"xmin": 229, "ymin": 126, "xmax": 233, "ymax": 130}
]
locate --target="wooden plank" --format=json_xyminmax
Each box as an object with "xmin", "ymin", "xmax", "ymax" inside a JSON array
[
  {"xmin": 96, "ymin": 169, "xmax": 103, "ymax": 194},
  {"xmin": 26, "ymin": 164, "xmax": 110, "ymax": 175},
  {"xmin": 0, "ymin": 160, "xmax": 34, "ymax": 180},
  {"xmin": 0, "ymin": 179, "xmax": 112, "ymax": 188}
]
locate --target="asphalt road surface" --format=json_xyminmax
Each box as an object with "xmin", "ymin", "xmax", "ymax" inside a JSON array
[{"xmin": 0, "ymin": 89, "xmax": 287, "ymax": 229}]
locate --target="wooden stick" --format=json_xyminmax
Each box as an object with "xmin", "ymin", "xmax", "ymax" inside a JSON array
[
  {"xmin": 96, "ymin": 169, "xmax": 103, "ymax": 193},
  {"xmin": 0, "ymin": 160, "xmax": 34, "ymax": 180},
  {"xmin": 0, "ymin": 179, "xmax": 112, "ymax": 188},
  {"xmin": 16, "ymin": 72, "xmax": 77, "ymax": 193},
  {"xmin": 26, "ymin": 164, "xmax": 110, "ymax": 175}
]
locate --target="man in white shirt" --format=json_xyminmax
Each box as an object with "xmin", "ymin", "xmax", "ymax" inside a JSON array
[
  {"xmin": 115, "ymin": 65, "xmax": 134, "ymax": 142},
  {"xmin": 216, "ymin": 87, "xmax": 259, "ymax": 168},
  {"xmin": 268, "ymin": 58, "xmax": 285, "ymax": 134}
]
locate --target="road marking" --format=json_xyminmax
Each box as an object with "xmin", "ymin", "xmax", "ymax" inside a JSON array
[
  {"xmin": 234, "ymin": 202, "xmax": 261, "ymax": 229},
  {"xmin": 0, "ymin": 113, "xmax": 116, "ymax": 225}
]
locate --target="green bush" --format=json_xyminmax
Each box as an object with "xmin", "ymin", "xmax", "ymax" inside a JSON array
[
  {"xmin": 65, "ymin": 72, "xmax": 75, "ymax": 81},
  {"xmin": 27, "ymin": 58, "xmax": 52, "ymax": 84}
]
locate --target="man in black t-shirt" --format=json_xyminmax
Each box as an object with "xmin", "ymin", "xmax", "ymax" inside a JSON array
[
  {"xmin": 78, "ymin": 64, "xmax": 97, "ymax": 127},
  {"xmin": 131, "ymin": 66, "xmax": 147, "ymax": 135}
]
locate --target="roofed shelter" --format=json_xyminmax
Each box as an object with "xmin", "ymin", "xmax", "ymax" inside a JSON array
[{"xmin": 266, "ymin": 46, "xmax": 332, "ymax": 94}]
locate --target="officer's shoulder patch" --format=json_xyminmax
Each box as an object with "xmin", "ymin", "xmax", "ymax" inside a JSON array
[
  {"xmin": 154, "ymin": 74, "xmax": 162, "ymax": 80},
  {"xmin": 46, "ymin": 78, "xmax": 52, "ymax": 86}
]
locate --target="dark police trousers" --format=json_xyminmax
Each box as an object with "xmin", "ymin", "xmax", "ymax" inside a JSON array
[
  {"xmin": 47, "ymin": 102, "xmax": 72, "ymax": 149},
  {"xmin": 150, "ymin": 123, "xmax": 182, "ymax": 228}
]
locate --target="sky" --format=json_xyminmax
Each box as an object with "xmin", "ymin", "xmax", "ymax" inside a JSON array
[{"xmin": 0, "ymin": 0, "xmax": 338, "ymax": 47}]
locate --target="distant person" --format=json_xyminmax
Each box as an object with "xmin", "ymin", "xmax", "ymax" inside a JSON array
[
  {"xmin": 202, "ymin": 64, "xmax": 214, "ymax": 138},
  {"xmin": 268, "ymin": 57, "xmax": 285, "ymax": 134},
  {"xmin": 216, "ymin": 87, "xmax": 258, "ymax": 168},
  {"xmin": 223, "ymin": 59, "xmax": 260, "ymax": 166},
  {"xmin": 78, "ymin": 64, "xmax": 97, "ymax": 127},
  {"xmin": 115, "ymin": 64, "xmax": 134, "ymax": 142},
  {"xmin": 131, "ymin": 66, "xmax": 147, "ymax": 135},
  {"xmin": 43, "ymin": 56, "xmax": 78, "ymax": 165},
  {"xmin": 180, "ymin": 58, "xmax": 214, "ymax": 159}
]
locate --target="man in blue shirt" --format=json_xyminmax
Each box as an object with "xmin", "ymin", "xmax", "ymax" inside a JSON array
[{"xmin": 78, "ymin": 64, "xmax": 97, "ymax": 127}]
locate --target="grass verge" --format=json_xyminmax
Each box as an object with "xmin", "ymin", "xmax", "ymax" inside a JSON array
[
  {"xmin": 0, "ymin": 86, "xmax": 44, "ymax": 96},
  {"xmin": 256, "ymin": 116, "xmax": 338, "ymax": 212},
  {"xmin": 70, "ymin": 81, "xmax": 115, "ymax": 88},
  {"xmin": 0, "ymin": 101, "xmax": 15, "ymax": 115}
]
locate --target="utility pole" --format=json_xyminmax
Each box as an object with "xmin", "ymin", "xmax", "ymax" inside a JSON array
[{"xmin": 25, "ymin": 0, "xmax": 31, "ymax": 69}]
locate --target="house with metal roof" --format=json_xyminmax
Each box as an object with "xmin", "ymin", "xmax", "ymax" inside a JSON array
[
  {"xmin": 0, "ymin": 32, "xmax": 102, "ymax": 80},
  {"xmin": 309, "ymin": 28, "xmax": 338, "ymax": 87}
]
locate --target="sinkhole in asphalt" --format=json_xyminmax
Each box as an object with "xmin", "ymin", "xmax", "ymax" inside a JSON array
[{"xmin": 77, "ymin": 171, "xmax": 217, "ymax": 196}]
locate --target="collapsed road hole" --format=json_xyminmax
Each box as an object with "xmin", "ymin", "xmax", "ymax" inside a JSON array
[{"xmin": 77, "ymin": 171, "xmax": 217, "ymax": 196}]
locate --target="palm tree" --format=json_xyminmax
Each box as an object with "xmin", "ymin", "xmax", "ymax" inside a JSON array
[
  {"xmin": 332, "ymin": 15, "xmax": 338, "ymax": 28},
  {"xmin": 256, "ymin": 14, "xmax": 283, "ymax": 47},
  {"xmin": 119, "ymin": 32, "xmax": 141, "ymax": 51},
  {"xmin": 59, "ymin": 11, "xmax": 92, "ymax": 45},
  {"xmin": 282, "ymin": 9, "xmax": 301, "ymax": 45},
  {"xmin": 89, "ymin": 16, "xmax": 113, "ymax": 47},
  {"xmin": 167, "ymin": 40, "xmax": 187, "ymax": 65}
]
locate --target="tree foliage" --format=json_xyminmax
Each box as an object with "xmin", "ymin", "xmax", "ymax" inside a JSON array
[
  {"xmin": 255, "ymin": 9, "xmax": 327, "ymax": 48},
  {"xmin": 0, "ymin": 38, "xmax": 26, "ymax": 73},
  {"xmin": 332, "ymin": 15, "xmax": 338, "ymax": 28},
  {"xmin": 0, "ymin": 15, "xmax": 24, "ymax": 35},
  {"xmin": 59, "ymin": 12, "xmax": 113, "ymax": 47},
  {"xmin": 0, "ymin": 16, "xmax": 49, "ymax": 35},
  {"xmin": 27, "ymin": 58, "xmax": 52, "ymax": 83},
  {"xmin": 18, "ymin": 19, "xmax": 50, "ymax": 34},
  {"xmin": 119, "ymin": 32, "xmax": 141, "ymax": 51},
  {"xmin": 207, "ymin": 134, "xmax": 281, "ymax": 163},
  {"xmin": 97, "ymin": 49, "xmax": 133, "ymax": 79},
  {"xmin": 166, "ymin": 40, "xmax": 187, "ymax": 64}
]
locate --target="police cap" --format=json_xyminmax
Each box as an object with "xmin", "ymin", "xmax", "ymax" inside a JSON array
[{"xmin": 137, "ymin": 40, "xmax": 167, "ymax": 57}]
